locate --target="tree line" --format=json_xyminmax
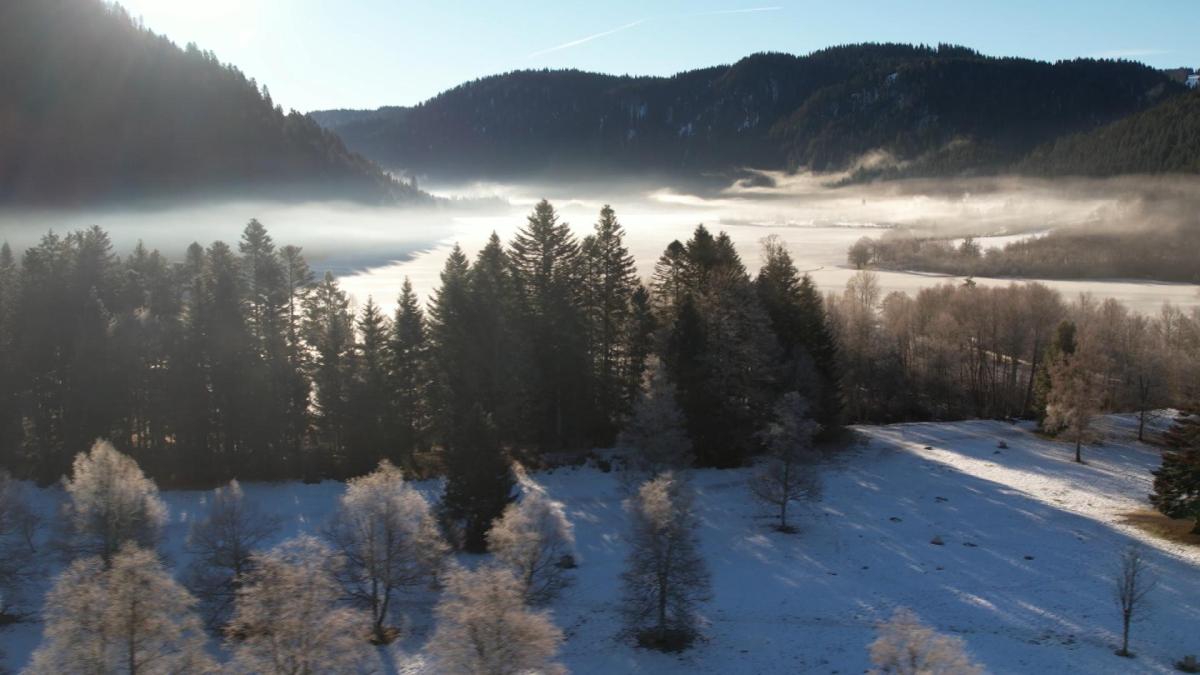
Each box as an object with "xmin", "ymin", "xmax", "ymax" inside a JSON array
[
  {"xmin": 6, "ymin": 202, "xmax": 1200, "ymax": 488},
  {"xmin": 0, "ymin": 202, "xmax": 840, "ymax": 488},
  {"xmin": 852, "ymin": 227, "xmax": 1200, "ymax": 283}
]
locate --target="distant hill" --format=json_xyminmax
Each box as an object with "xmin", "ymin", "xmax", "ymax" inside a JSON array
[
  {"xmin": 0, "ymin": 0, "xmax": 424, "ymax": 205},
  {"xmin": 1019, "ymin": 88, "xmax": 1200, "ymax": 176},
  {"xmin": 312, "ymin": 44, "xmax": 1182, "ymax": 180}
]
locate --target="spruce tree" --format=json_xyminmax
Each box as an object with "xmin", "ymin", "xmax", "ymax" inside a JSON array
[
  {"xmin": 468, "ymin": 233, "xmax": 525, "ymax": 439},
  {"xmin": 302, "ymin": 272, "xmax": 355, "ymax": 474},
  {"xmin": 390, "ymin": 278, "xmax": 430, "ymax": 467},
  {"xmin": 581, "ymin": 205, "xmax": 640, "ymax": 442},
  {"xmin": 346, "ymin": 298, "xmax": 390, "ymax": 477},
  {"xmin": 1151, "ymin": 405, "xmax": 1200, "ymax": 532},
  {"xmin": 508, "ymin": 200, "xmax": 589, "ymax": 449},
  {"xmin": 440, "ymin": 407, "xmax": 514, "ymax": 553}
]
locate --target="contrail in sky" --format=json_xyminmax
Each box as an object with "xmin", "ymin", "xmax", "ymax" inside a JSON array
[
  {"xmin": 526, "ymin": 19, "xmax": 648, "ymax": 59},
  {"xmin": 525, "ymin": 7, "xmax": 781, "ymax": 59}
]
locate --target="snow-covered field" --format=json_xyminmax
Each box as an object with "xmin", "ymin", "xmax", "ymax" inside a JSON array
[{"xmin": 4, "ymin": 414, "xmax": 1196, "ymax": 674}]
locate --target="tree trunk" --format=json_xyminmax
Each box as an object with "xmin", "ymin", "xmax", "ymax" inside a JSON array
[
  {"xmin": 1120, "ymin": 612, "xmax": 1131, "ymax": 656},
  {"xmin": 1075, "ymin": 438, "xmax": 1082, "ymax": 464},
  {"xmin": 1138, "ymin": 408, "xmax": 1146, "ymax": 442}
]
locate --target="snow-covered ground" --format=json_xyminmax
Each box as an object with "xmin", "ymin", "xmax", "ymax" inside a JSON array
[{"xmin": 4, "ymin": 414, "xmax": 1196, "ymax": 673}]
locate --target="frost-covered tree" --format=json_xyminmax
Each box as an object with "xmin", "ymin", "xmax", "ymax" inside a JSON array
[
  {"xmin": 29, "ymin": 544, "xmax": 216, "ymax": 675},
  {"xmin": 619, "ymin": 359, "xmax": 693, "ymax": 483},
  {"xmin": 226, "ymin": 535, "xmax": 379, "ymax": 674},
  {"xmin": 0, "ymin": 470, "xmax": 40, "ymax": 614},
  {"xmin": 325, "ymin": 461, "xmax": 447, "ymax": 643},
  {"xmin": 184, "ymin": 480, "xmax": 283, "ymax": 631},
  {"xmin": 487, "ymin": 467, "xmax": 576, "ymax": 604},
  {"xmin": 1044, "ymin": 346, "xmax": 1104, "ymax": 463},
  {"xmin": 620, "ymin": 472, "xmax": 711, "ymax": 651},
  {"xmin": 57, "ymin": 440, "xmax": 168, "ymax": 564},
  {"xmin": 868, "ymin": 608, "xmax": 984, "ymax": 675},
  {"xmin": 751, "ymin": 392, "xmax": 822, "ymax": 533},
  {"xmin": 426, "ymin": 564, "xmax": 565, "ymax": 675}
]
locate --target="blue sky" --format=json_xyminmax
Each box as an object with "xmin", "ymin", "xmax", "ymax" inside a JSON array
[{"xmin": 114, "ymin": 0, "xmax": 1198, "ymax": 112}]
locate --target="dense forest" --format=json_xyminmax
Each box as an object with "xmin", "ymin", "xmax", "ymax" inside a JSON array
[
  {"xmin": 1021, "ymin": 88, "xmax": 1200, "ymax": 176},
  {"xmin": 2, "ymin": 202, "xmax": 1197, "ymax": 490},
  {"xmin": 312, "ymin": 44, "xmax": 1181, "ymax": 179},
  {"xmin": 0, "ymin": 0, "xmax": 422, "ymax": 204},
  {"xmin": 854, "ymin": 224, "xmax": 1200, "ymax": 283}
]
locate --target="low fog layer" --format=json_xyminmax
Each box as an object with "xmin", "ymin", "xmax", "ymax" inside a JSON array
[{"xmin": 2, "ymin": 171, "xmax": 1198, "ymax": 314}]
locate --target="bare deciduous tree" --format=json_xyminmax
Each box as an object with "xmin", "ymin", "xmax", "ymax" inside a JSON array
[
  {"xmin": 29, "ymin": 544, "xmax": 216, "ymax": 674},
  {"xmin": 487, "ymin": 466, "xmax": 576, "ymax": 604},
  {"xmin": 226, "ymin": 535, "xmax": 380, "ymax": 674},
  {"xmin": 751, "ymin": 392, "xmax": 821, "ymax": 533},
  {"xmin": 56, "ymin": 440, "xmax": 168, "ymax": 564},
  {"xmin": 868, "ymin": 607, "xmax": 984, "ymax": 675},
  {"xmin": 325, "ymin": 460, "xmax": 447, "ymax": 643},
  {"xmin": 620, "ymin": 472, "xmax": 711, "ymax": 651},
  {"xmin": 184, "ymin": 479, "xmax": 282, "ymax": 631},
  {"xmin": 426, "ymin": 564, "xmax": 565, "ymax": 675},
  {"xmin": 1115, "ymin": 544, "xmax": 1156, "ymax": 658}
]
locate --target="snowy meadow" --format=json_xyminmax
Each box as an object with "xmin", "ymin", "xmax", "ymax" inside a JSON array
[{"xmin": 3, "ymin": 414, "xmax": 1195, "ymax": 674}]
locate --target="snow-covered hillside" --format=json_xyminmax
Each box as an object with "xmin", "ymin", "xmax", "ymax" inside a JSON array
[{"xmin": 4, "ymin": 415, "xmax": 1196, "ymax": 674}]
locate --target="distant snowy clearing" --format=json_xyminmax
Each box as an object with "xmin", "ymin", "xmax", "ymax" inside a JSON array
[{"xmin": 4, "ymin": 414, "xmax": 1196, "ymax": 674}]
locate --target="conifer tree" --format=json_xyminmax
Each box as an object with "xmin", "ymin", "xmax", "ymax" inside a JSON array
[
  {"xmin": 302, "ymin": 272, "xmax": 354, "ymax": 471},
  {"xmin": 347, "ymin": 298, "xmax": 391, "ymax": 477},
  {"xmin": 508, "ymin": 200, "xmax": 589, "ymax": 449},
  {"xmin": 756, "ymin": 237, "xmax": 841, "ymax": 432},
  {"xmin": 468, "ymin": 233, "xmax": 525, "ymax": 439},
  {"xmin": 440, "ymin": 408, "xmax": 514, "ymax": 553},
  {"xmin": 1151, "ymin": 405, "xmax": 1200, "ymax": 532},
  {"xmin": 581, "ymin": 205, "xmax": 640, "ymax": 441},
  {"xmin": 390, "ymin": 278, "xmax": 430, "ymax": 466},
  {"xmin": 428, "ymin": 245, "xmax": 475, "ymax": 442}
]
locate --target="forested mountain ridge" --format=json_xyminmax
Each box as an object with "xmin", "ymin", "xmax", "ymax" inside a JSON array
[
  {"xmin": 311, "ymin": 44, "xmax": 1182, "ymax": 179},
  {"xmin": 0, "ymin": 0, "xmax": 425, "ymax": 204},
  {"xmin": 1019, "ymin": 88, "xmax": 1200, "ymax": 176}
]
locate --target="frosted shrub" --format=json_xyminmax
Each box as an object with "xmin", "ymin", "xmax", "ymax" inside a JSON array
[
  {"xmin": 487, "ymin": 466, "xmax": 576, "ymax": 604},
  {"xmin": 868, "ymin": 608, "xmax": 985, "ymax": 675},
  {"xmin": 427, "ymin": 564, "xmax": 565, "ymax": 675}
]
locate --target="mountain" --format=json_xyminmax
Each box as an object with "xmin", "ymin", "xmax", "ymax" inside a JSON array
[
  {"xmin": 1019, "ymin": 88, "xmax": 1200, "ymax": 176},
  {"xmin": 0, "ymin": 0, "xmax": 423, "ymax": 205},
  {"xmin": 311, "ymin": 44, "xmax": 1182, "ymax": 180}
]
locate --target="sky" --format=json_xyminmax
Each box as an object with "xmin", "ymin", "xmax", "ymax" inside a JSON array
[{"xmin": 112, "ymin": 0, "xmax": 1199, "ymax": 113}]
